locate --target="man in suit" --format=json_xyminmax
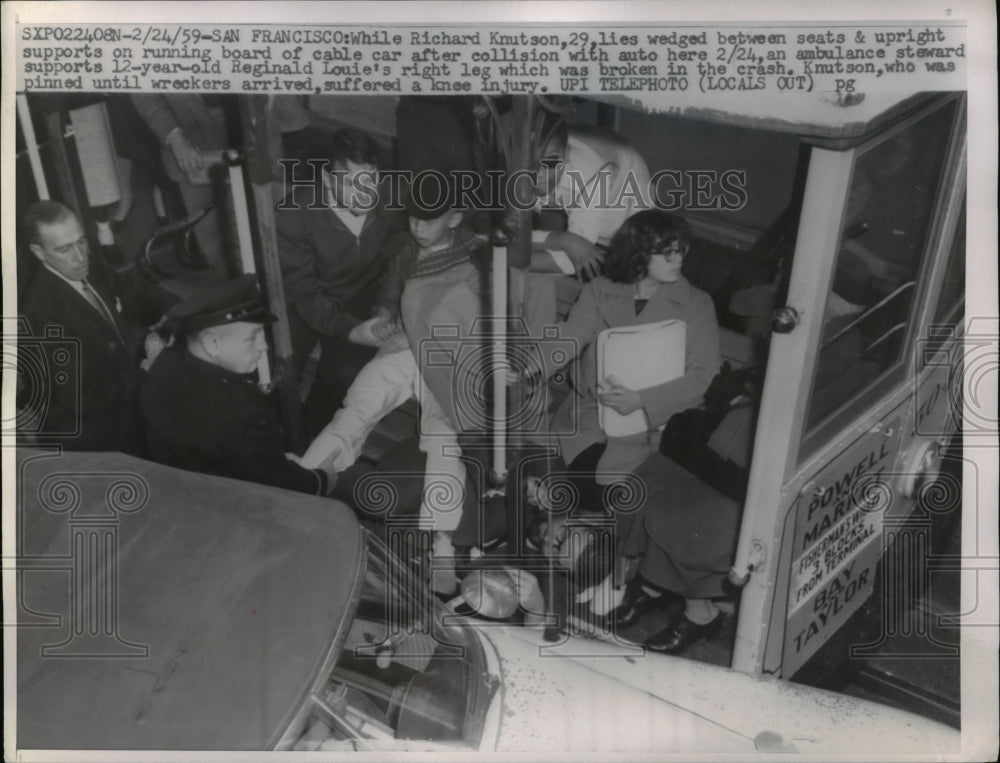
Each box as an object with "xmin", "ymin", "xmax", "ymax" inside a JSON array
[{"xmin": 18, "ymin": 201, "xmax": 150, "ymax": 453}]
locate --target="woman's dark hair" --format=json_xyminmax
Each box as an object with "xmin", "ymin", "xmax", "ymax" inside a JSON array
[{"xmin": 604, "ymin": 210, "xmax": 692, "ymax": 284}]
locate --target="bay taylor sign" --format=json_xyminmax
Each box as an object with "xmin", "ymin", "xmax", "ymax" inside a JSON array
[{"xmin": 783, "ymin": 415, "xmax": 904, "ymax": 675}]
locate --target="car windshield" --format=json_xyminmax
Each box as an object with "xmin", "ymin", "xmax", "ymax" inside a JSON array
[{"xmin": 282, "ymin": 531, "xmax": 491, "ymax": 752}]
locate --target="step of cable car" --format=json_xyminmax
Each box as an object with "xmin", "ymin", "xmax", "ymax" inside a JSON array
[{"xmin": 840, "ymin": 502, "xmax": 962, "ymax": 728}]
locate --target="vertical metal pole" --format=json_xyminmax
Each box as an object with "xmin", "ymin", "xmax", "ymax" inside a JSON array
[
  {"xmin": 491, "ymin": 244, "xmax": 508, "ymax": 481},
  {"xmin": 17, "ymin": 94, "xmax": 49, "ymax": 200},
  {"xmin": 239, "ymin": 96, "xmax": 304, "ymax": 453},
  {"xmin": 503, "ymin": 96, "xmax": 535, "ymax": 549},
  {"xmin": 228, "ymin": 161, "xmax": 258, "ymax": 276},
  {"xmin": 227, "ymin": 158, "xmax": 271, "ymax": 388},
  {"xmin": 595, "ymin": 101, "xmax": 619, "ymax": 131},
  {"xmin": 42, "ymin": 103, "xmax": 81, "ymax": 213},
  {"xmin": 507, "ymin": 97, "xmax": 535, "ymax": 270}
]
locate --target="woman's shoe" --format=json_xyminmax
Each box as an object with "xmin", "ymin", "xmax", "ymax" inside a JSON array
[
  {"xmin": 608, "ymin": 585, "xmax": 667, "ymax": 629},
  {"xmin": 645, "ymin": 614, "xmax": 722, "ymax": 654}
]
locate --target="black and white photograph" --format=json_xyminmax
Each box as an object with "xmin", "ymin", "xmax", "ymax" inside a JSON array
[{"xmin": 3, "ymin": 1, "xmax": 997, "ymax": 758}]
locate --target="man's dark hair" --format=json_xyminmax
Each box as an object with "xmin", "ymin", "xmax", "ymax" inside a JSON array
[
  {"xmin": 22, "ymin": 200, "xmax": 77, "ymax": 247},
  {"xmin": 604, "ymin": 209, "xmax": 692, "ymax": 284},
  {"xmin": 328, "ymin": 128, "xmax": 380, "ymax": 168}
]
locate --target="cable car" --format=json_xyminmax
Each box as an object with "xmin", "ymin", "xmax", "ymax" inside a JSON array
[
  {"xmin": 407, "ymin": 88, "xmax": 968, "ymax": 702},
  {"xmin": 10, "ymin": 80, "xmax": 976, "ymax": 750}
]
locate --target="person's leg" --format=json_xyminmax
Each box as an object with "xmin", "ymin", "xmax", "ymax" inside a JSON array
[
  {"xmin": 615, "ymin": 500, "xmax": 724, "ymax": 646},
  {"xmin": 682, "ymin": 597, "xmax": 720, "ymax": 625},
  {"xmin": 566, "ymin": 442, "xmax": 609, "ymax": 515},
  {"xmin": 418, "ymin": 381, "xmax": 469, "ymax": 594},
  {"xmin": 451, "ymin": 431, "xmax": 505, "ymax": 548},
  {"xmin": 304, "ymin": 336, "xmax": 376, "ymax": 440},
  {"xmin": 621, "ymin": 466, "xmax": 736, "ymax": 644},
  {"xmin": 300, "ymin": 350, "xmax": 417, "ymax": 471},
  {"xmin": 644, "ymin": 597, "xmax": 722, "ymax": 654},
  {"xmin": 608, "ymin": 512, "xmax": 683, "ymax": 630},
  {"xmin": 417, "ymin": 384, "xmax": 466, "ymax": 533}
]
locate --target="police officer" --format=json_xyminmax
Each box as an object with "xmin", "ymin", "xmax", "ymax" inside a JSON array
[{"xmin": 141, "ymin": 275, "xmax": 338, "ymax": 495}]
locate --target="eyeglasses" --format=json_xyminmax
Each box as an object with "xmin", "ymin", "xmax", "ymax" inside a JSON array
[{"xmin": 650, "ymin": 248, "xmax": 685, "ymax": 262}]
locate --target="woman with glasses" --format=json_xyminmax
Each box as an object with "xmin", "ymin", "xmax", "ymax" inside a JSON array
[{"xmin": 544, "ymin": 209, "xmax": 721, "ymax": 517}]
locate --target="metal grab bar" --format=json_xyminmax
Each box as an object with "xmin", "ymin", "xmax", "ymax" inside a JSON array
[
  {"xmin": 859, "ymin": 321, "xmax": 908, "ymax": 358},
  {"xmin": 491, "ymin": 246, "xmax": 508, "ymax": 482},
  {"xmin": 821, "ymin": 280, "xmax": 916, "ymax": 348}
]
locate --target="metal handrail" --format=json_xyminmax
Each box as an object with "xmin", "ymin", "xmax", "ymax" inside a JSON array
[{"xmin": 821, "ymin": 279, "xmax": 916, "ymax": 347}]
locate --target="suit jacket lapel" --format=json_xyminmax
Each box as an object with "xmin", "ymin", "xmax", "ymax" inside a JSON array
[
  {"xmin": 42, "ymin": 269, "xmax": 124, "ymax": 343},
  {"xmin": 87, "ymin": 277, "xmax": 126, "ymax": 341}
]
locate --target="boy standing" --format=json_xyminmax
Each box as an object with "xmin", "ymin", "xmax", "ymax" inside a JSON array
[
  {"xmin": 300, "ymin": 179, "xmax": 489, "ymax": 592},
  {"xmin": 275, "ymin": 128, "xmax": 407, "ymax": 436}
]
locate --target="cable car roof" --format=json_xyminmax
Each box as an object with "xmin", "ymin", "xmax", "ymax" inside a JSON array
[
  {"xmin": 310, "ymin": 90, "xmax": 936, "ymax": 144},
  {"xmin": 590, "ymin": 90, "xmax": 928, "ymax": 138}
]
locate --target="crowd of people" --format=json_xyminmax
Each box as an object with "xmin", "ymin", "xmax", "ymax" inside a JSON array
[{"xmin": 17, "ymin": 95, "xmax": 753, "ymax": 656}]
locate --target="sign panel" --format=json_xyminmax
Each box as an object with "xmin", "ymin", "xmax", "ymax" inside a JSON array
[{"xmin": 783, "ymin": 414, "xmax": 903, "ymax": 675}]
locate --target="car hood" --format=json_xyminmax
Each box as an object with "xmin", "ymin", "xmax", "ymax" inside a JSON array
[
  {"xmin": 16, "ymin": 449, "xmax": 362, "ymax": 750},
  {"xmin": 480, "ymin": 626, "xmax": 960, "ymax": 755},
  {"xmin": 480, "ymin": 626, "xmax": 750, "ymax": 753}
]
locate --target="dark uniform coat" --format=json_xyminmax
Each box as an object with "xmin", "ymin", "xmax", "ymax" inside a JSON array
[
  {"xmin": 19, "ymin": 264, "xmax": 143, "ymax": 452},
  {"xmin": 274, "ymin": 183, "xmax": 409, "ymax": 433},
  {"xmin": 141, "ymin": 346, "xmax": 328, "ymax": 495},
  {"xmin": 275, "ymin": 184, "xmax": 407, "ymax": 339}
]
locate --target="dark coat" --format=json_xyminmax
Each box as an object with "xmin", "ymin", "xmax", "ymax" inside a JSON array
[
  {"xmin": 616, "ymin": 410, "xmax": 747, "ymax": 600},
  {"xmin": 141, "ymin": 346, "xmax": 328, "ymax": 496},
  {"xmin": 19, "ymin": 264, "xmax": 143, "ymax": 452},
  {"xmin": 275, "ymin": 184, "xmax": 407, "ymax": 338}
]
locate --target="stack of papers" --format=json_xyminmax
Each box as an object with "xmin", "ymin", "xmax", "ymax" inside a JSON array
[{"xmin": 596, "ymin": 319, "xmax": 686, "ymax": 437}]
